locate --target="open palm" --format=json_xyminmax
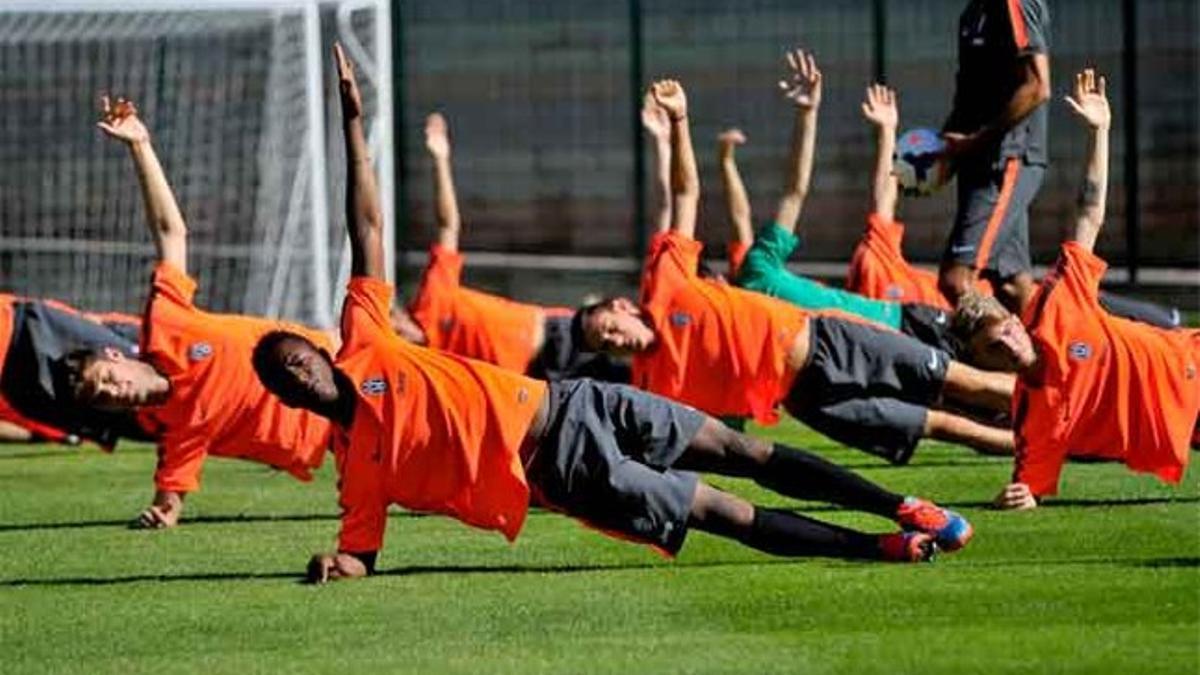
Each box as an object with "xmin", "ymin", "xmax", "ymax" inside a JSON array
[
  {"xmin": 861, "ymin": 84, "xmax": 898, "ymax": 129},
  {"xmin": 97, "ymin": 95, "xmax": 148, "ymax": 144},
  {"xmin": 424, "ymin": 112, "xmax": 451, "ymax": 160},
  {"xmin": 778, "ymin": 48, "xmax": 822, "ymax": 110},
  {"xmin": 1065, "ymin": 68, "xmax": 1110, "ymax": 130}
]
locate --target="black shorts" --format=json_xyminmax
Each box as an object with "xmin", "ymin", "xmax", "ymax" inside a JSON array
[
  {"xmin": 784, "ymin": 316, "xmax": 950, "ymax": 465},
  {"xmin": 899, "ymin": 303, "xmax": 962, "ymax": 358},
  {"xmin": 526, "ymin": 379, "xmax": 706, "ymax": 555},
  {"xmin": 945, "ymin": 159, "xmax": 1045, "ymax": 278}
]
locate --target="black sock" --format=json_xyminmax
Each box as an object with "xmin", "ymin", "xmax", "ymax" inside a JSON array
[
  {"xmin": 743, "ymin": 507, "xmax": 881, "ymax": 560},
  {"xmin": 754, "ymin": 444, "xmax": 904, "ymax": 518}
]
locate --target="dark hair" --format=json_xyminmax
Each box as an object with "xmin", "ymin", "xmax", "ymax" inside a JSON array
[
  {"xmin": 56, "ymin": 348, "xmax": 108, "ymax": 402},
  {"xmin": 251, "ymin": 330, "xmax": 318, "ymax": 393}
]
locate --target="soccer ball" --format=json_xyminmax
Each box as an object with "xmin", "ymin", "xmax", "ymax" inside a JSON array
[{"xmin": 894, "ymin": 127, "xmax": 948, "ymax": 197}]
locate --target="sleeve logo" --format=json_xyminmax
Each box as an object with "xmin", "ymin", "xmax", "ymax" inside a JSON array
[
  {"xmin": 361, "ymin": 377, "xmax": 388, "ymax": 395},
  {"xmin": 669, "ymin": 312, "xmax": 692, "ymax": 327},
  {"xmin": 885, "ymin": 284, "xmax": 904, "ymax": 300},
  {"xmin": 188, "ymin": 342, "xmax": 213, "ymax": 361},
  {"xmin": 1067, "ymin": 341, "xmax": 1092, "ymax": 360}
]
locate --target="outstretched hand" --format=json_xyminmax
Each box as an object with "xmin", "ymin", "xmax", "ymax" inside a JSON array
[
  {"xmin": 778, "ymin": 48, "xmax": 822, "ymax": 111},
  {"xmin": 861, "ymin": 84, "xmax": 898, "ymax": 130},
  {"xmin": 1064, "ymin": 68, "xmax": 1110, "ymax": 131},
  {"xmin": 718, "ymin": 128, "xmax": 746, "ymax": 149},
  {"xmin": 424, "ymin": 112, "xmax": 451, "ymax": 160},
  {"xmin": 641, "ymin": 91, "xmax": 670, "ymax": 141},
  {"xmin": 333, "ymin": 42, "xmax": 363, "ymax": 120},
  {"xmin": 97, "ymin": 95, "xmax": 149, "ymax": 144},
  {"xmin": 650, "ymin": 79, "xmax": 687, "ymax": 121}
]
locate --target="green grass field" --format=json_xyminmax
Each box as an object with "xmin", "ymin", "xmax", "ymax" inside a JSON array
[{"xmin": 1, "ymin": 421, "xmax": 1197, "ymax": 674}]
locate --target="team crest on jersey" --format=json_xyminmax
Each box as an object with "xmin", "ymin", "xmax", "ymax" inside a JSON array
[
  {"xmin": 1186, "ymin": 364, "xmax": 1196, "ymax": 380},
  {"xmin": 188, "ymin": 342, "xmax": 213, "ymax": 362},
  {"xmin": 361, "ymin": 377, "xmax": 387, "ymax": 395},
  {"xmin": 1068, "ymin": 341, "xmax": 1092, "ymax": 360},
  {"xmin": 885, "ymin": 284, "xmax": 903, "ymax": 300},
  {"xmin": 669, "ymin": 312, "xmax": 692, "ymax": 327}
]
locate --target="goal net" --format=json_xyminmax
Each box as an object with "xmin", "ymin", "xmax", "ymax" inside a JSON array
[{"xmin": 0, "ymin": 0, "xmax": 393, "ymax": 328}]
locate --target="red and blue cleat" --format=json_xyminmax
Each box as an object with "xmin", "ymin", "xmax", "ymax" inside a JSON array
[{"xmin": 896, "ymin": 497, "xmax": 973, "ymax": 552}]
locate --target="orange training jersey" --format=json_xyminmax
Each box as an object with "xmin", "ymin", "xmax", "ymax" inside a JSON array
[
  {"xmin": 847, "ymin": 213, "xmax": 992, "ymax": 307},
  {"xmin": 632, "ymin": 232, "xmax": 806, "ymax": 425},
  {"xmin": 137, "ymin": 262, "xmax": 333, "ymax": 493},
  {"xmin": 334, "ymin": 277, "xmax": 547, "ymax": 553},
  {"xmin": 727, "ymin": 240, "xmax": 750, "ymax": 279},
  {"xmin": 1013, "ymin": 242, "xmax": 1200, "ymax": 496},
  {"xmin": 408, "ymin": 245, "xmax": 569, "ymax": 374}
]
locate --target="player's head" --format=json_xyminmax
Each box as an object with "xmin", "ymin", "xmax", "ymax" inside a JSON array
[
  {"xmin": 952, "ymin": 292, "xmax": 1036, "ymax": 372},
  {"xmin": 252, "ymin": 330, "xmax": 340, "ymax": 410},
  {"xmin": 61, "ymin": 346, "xmax": 164, "ymax": 411},
  {"xmin": 577, "ymin": 297, "xmax": 656, "ymax": 356}
]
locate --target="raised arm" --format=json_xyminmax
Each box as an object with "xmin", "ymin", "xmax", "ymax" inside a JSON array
[
  {"xmin": 860, "ymin": 84, "xmax": 899, "ymax": 221},
  {"xmin": 1064, "ymin": 68, "xmax": 1110, "ymax": 254},
  {"xmin": 642, "ymin": 93, "xmax": 673, "ymax": 235},
  {"xmin": 335, "ymin": 43, "xmax": 385, "ymax": 280},
  {"xmin": 650, "ymin": 80, "xmax": 699, "ymax": 240},
  {"xmin": 424, "ymin": 112, "xmax": 461, "ymax": 251},
  {"xmin": 774, "ymin": 48, "xmax": 822, "ymax": 234},
  {"xmin": 717, "ymin": 129, "xmax": 753, "ymax": 247},
  {"xmin": 98, "ymin": 97, "xmax": 188, "ymax": 273}
]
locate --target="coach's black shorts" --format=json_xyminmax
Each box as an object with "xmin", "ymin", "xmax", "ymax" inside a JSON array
[
  {"xmin": 526, "ymin": 379, "xmax": 706, "ymax": 555},
  {"xmin": 945, "ymin": 159, "xmax": 1045, "ymax": 278},
  {"xmin": 783, "ymin": 316, "xmax": 950, "ymax": 465},
  {"xmin": 899, "ymin": 302, "xmax": 961, "ymax": 358}
]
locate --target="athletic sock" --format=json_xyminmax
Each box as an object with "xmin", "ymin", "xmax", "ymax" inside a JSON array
[
  {"xmin": 743, "ymin": 507, "xmax": 881, "ymax": 560},
  {"xmin": 753, "ymin": 444, "xmax": 904, "ymax": 518}
]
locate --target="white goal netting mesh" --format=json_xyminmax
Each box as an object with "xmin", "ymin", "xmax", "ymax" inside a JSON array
[{"xmin": 0, "ymin": 2, "xmax": 391, "ymax": 328}]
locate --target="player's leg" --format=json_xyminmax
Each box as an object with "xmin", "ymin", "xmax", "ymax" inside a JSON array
[
  {"xmin": 898, "ymin": 302, "xmax": 959, "ymax": 355},
  {"xmin": 1097, "ymin": 291, "xmax": 1182, "ymax": 329},
  {"xmin": 688, "ymin": 482, "xmax": 933, "ymax": 562},
  {"xmin": 739, "ymin": 223, "xmax": 902, "ymax": 328},
  {"xmin": 941, "ymin": 360, "xmax": 1015, "ymax": 414},
  {"xmin": 923, "ymin": 409, "xmax": 1013, "ymax": 455},
  {"xmin": 941, "ymin": 159, "xmax": 1030, "ymax": 310}
]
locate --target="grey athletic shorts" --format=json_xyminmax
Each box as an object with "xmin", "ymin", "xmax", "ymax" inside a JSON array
[
  {"xmin": 783, "ymin": 316, "xmax": 951, "ymax": 465},
  {"xmin": 945, "ymin": 160, "xmax": 1045, "ymax": 278},
  {"xmin": 526, "ymin": 379, "xmax": 706, "ymax": 554},
  {"xmin": 899, "ymin": 302, "xmax": 961, "ymax": 358}
]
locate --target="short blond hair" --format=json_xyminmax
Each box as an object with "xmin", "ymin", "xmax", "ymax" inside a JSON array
[{"xmin": 951, "ymin": 292, "xmax": 1010, "ymax": 340}]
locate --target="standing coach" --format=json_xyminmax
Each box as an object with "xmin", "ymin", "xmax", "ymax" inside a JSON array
[{"xmin": 940, "ymin": 0, "xmax": 1050, "ymax": 313}]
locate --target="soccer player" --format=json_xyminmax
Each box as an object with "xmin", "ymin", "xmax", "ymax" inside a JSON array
[
  {"xmin": 851, "ymin": 82, "xmax": 1182, "ymax": 331},
  {"xmin": 0, "ymin": 292, "xmax": 146, "ymax": 447},
  {"xmin": 581, "ymin": 77, "xmax": 1015, "ymax": 465},
  {"xmin": 951, "ymin": 69, "xmax": 1199, "ymax": 510},
  {"xmin": 61, "ymin": 95, "xmax": 336, "ymax": 528},
  {"xmin": 407, "ymin": 110, "xmax": 628, "ymax": 383},
  {"xmin": 938, "ymin": 0, "xmax": 1050, "ymax": 312},
  {"xmin": 718, "ymin": 55, "xmax": 958, "ymax": 354},
  {"xmin": 250, "ymin": 46, "xmax": 976, "ymax": 583}
]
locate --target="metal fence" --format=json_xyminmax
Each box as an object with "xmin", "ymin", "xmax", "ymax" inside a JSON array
[{"xmin": 390, "ymin": 0, "xmax": 1198, "ymax": 305}]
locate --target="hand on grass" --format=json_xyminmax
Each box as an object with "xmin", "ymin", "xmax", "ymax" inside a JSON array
[
  {"xmin": 993, "ymin": 482, "xmax": 1037, "ymax": 510},
  {"xmin": 306, "ymin": 552, "xmax": 368, "ymax": 584}
]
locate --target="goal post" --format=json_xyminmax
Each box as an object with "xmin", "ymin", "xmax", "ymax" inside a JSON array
[{"xmin": 0, "ymin": 0, "xmax": 393, "ymax": 329}]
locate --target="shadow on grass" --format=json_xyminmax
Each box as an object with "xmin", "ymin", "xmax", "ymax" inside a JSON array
[
  {"xmin": 0, "ymin": 449, "xmax": 86, "ymax": 461},
  {"xmin": 0, "ymin": 558, "xmax": 793, "ymax": 588},
  {"xmin": 1132, "ymin": 556, "xmax": 1200, "ymax": 568}
]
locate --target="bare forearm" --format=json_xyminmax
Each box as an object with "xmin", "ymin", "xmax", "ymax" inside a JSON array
[
  {"xmin": 651, "ymin": 136, "xmax": 672, "ymax": 234},
  {"xmin": 432, "ymin": 157, "xmax": 460, "ymax": 250},
  {"xmin": 669, "ymin": 118, "xmax": 699, "ymax": 239},
  {"xmin": 1071, "ymin": 128, "xmax": 1109, "ymax": 253},
  {"xmin": 871, "ymin": 126, "xmax": 898, "ymax": 220},
  {"xmin": 344, "ymin": 117, "xmax": 385, "ymax": 278},
  {"xmin": 719, "ymin": 152, "xmax": 752, "ymax": 245},
  {"xmin": 776, "ymin": 109, "xmax": 816, "ymax": 233},
  {"xmin": 128, "ymin": 140, "xmax": 187, "ymax": 271}
]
